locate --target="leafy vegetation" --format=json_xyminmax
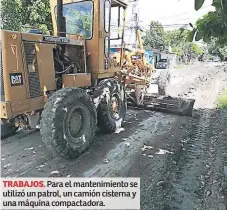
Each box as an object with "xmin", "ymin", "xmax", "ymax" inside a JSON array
[
  {"xmin": 186, "ymin": 0, "xmax": 227, "ymax": 59},
  {"xmin": 1, "ymin": 0, "xmax": 53, "ymax": 33},
  {"xmin": 205, "ymin": 38, "xmax": 227, "ymax": 60},
  {"xmin": 143, "ymin": 21, "xmax": 166, "ymax": 50},
  {"xmin": 192, "ymin": 0, "xmax": 227, "ymax": 43},
  {"xmin": 143, "ymin": 21, "xmax": 203, "ymax": 59},
  {"xmin": 165, "ymin": 29, "xmax": 203, "ymax": 56},
  {"xmin": 217, "ymin": 89, "xmax": 227, "ymax": 109}
]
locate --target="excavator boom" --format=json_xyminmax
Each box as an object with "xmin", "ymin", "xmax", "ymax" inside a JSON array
[{"xmin": 137, "ymin": 29, "xmax": 143, "ymax": 50}]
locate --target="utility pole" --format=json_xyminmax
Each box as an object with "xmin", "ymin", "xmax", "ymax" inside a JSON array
[{"xmin": 132, "ymin": 0, "xmax": 139, "ymax": 50}]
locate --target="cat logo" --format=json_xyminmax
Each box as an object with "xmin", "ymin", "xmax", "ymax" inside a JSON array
[{"xmin": 10, "ymin": 73, "xmax": 23, "ymax": 86}]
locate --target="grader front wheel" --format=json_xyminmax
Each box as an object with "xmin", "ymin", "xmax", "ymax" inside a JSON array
[{"xmin": 40, "ymin": 88, "xmax": 97, "ymax": 159}]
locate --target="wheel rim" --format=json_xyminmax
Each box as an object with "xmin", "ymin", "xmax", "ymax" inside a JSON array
[
  {"xmin": 109, "ymin": 94, "xmax": 121, "ymax": 120},
  {"xmin": 64, "ymin": 104, "xmax": 89, "ymax": 146}
]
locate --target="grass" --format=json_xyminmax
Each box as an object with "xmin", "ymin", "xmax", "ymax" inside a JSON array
[
  {"xmin": 217, "ymin": 89, "xmax": 227, "ymax": 109},
  {"xmin": 175, "ymin": 65, "xmax": 185, "ymax": 69}
]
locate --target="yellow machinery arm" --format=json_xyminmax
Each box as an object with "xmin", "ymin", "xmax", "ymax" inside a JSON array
[
  {"xmin": 135, "ymin": 29, "xmax": 150, "ymax": 73},
  {"xmin": 137, "ymin": 29, "xmax": 143, "ymax": 50}
]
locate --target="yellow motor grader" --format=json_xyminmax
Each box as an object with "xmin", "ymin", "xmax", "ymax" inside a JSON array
[
  {"xmin": 114, "ymin": 29, "xmax": 153, "ymax": 79},
  {"xmin": 114, "ymin": 28, "xmax": 171, "ymax": 98},
  {"xmin": 0, "ymin": 0, "xmax": 195, "ymax": 159}
]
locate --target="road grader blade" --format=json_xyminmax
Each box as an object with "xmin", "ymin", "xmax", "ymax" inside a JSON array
[
  {"xmin": 125, "ymin": 84, "xmax": 195, "ymax": 117},
  {"xmin": 127, "ymin": 93, "xmax": 195, "ymax": 116}
]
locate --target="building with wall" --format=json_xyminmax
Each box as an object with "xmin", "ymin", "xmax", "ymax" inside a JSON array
[{"xmin": 160, "ymin": 52, "xmax": 177, "ymax": 67}]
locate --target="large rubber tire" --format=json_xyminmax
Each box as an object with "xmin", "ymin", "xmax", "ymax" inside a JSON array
[
  {"xmin": 96, "ymin": 79, "xmax": 127, "ymax": 133},
  {"xmin": 1, "ymin": 119, "xmax": 18, "ymax": 139},
  {"xmin": 158, "ymin": 70, "xmax": 171, "ymax": 95},
  {"xmin": 40, "ymin": 88, "xmax": 97, "ymax": 159}
]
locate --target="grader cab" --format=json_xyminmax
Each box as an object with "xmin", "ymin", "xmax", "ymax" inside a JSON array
[{"xmin": 0, "ymin": 0, "xmax": 195, "ymax": 159}]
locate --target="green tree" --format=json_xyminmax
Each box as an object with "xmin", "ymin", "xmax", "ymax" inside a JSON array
[
  {"xmin": 143, "ymin": 21, "xmax": 166, "ymax": 50},
  {"xmin": 206, "ymin": 38, "xmax": 227, "ymax": 60},
  {"xmin": 1, "ymin": 0, "xmax": 53, "ymax": 33},
  {"xmin": 165, "ymin": 29, "xmax": 188, "ymax": 49},
  {"xmin": 184, "ymin": 0, "xmax": 227, "ymax": 60},
  {"xmin": 219, "ymin": 46, "xmax": 227, "ymax": 58},
  {"xmin": 188, "ymin": 0, "xmax": 227, "ymax": 46},
  {"xmin": 165, "ymin": 29, "xmax": 203, "ymax": 57},
  {"xmin": 143, "ymin": 21, "xmax": 203, "ymax": 60},
  {"xmin": 1, "ymin": 0, "xmax": 23, "ymax": 31}
]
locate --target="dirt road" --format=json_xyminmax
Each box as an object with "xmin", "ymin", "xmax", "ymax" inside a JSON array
[{"xmin": 1, "ymin": 62, "xmax": 227, "ymax": 210}]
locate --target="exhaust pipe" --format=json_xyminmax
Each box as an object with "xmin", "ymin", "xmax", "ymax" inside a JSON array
[{"xmin": 57, "ymin": 0, "xmax": 66, "ymax": 37}]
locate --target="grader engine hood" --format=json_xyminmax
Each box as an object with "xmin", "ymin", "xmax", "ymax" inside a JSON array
[{"xmin": 0, "ymin": 30, "xmax": 86, "ymax": 119}]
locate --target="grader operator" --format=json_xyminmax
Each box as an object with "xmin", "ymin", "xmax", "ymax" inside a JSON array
[{"xmin": 0, "ymin": 0, "xmax": 195, "ymax": 159}]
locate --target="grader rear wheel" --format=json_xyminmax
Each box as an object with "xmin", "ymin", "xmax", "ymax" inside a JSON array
[
  {"xmin": 40, "ymin": 88, "xmax": 97, "ymax": 159},
  {"xmin": 158, "ymin": 70, "xmax": 171, "ymax": 95},
  {"xmin": 97, "ymin": 79, "xmax": 127, "ymax": 133}
]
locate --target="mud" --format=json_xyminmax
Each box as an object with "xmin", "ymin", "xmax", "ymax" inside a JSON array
[{"xmin": 1, "ymin": 62, "xmax": 227, "ymax": 210}]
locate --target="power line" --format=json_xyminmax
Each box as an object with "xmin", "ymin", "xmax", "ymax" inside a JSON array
[
  {"xmin": 154, "ymin": 5, "xmax": 212, "ymax": 20},
  {"xmin": 111, "ymin": 23, "xmax": 190, "ymax": 29},
  {"xmin": 130, "ymin": 0, "xmax": 140, "ymax": 48}
]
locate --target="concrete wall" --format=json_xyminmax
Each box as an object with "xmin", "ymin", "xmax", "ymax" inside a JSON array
[{"xmin": 161, "ymin": 53, "xmax": 177, "ymax": 68}]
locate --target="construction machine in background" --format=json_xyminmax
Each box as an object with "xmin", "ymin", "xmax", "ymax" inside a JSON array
[
  {"xmin": 114, "ymin": 29, "xmax": 153, "ymax": 80},
  {"xmin": 114, "ymin": 29, "xmax": 195, "ymax": 115},
  {"xmin": 0, "ymin": 0, "xmax": 195, "ymax": 159}
]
